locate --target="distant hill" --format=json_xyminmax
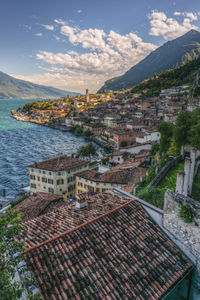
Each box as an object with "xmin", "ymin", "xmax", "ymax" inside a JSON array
[
  {"xmin": 98, "ymin": 30, "xmax": 200, "ymax": 92},
  {"xmin": 0, "ymin": 71, "xmax": 81, "ymax": 99},
  {"xmin": 131, "ymin": 56, "xmax": 200, "ymax": 97}
]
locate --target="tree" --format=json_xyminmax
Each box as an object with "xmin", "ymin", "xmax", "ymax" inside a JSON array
[
  {"xmin": 83, "ymin": 130, "xmax": 93, "ymax": 137},
  {"xmin": 101, "ymin": 157, "xmax": 109, "ymax": 165},
  {"xmin": 158, "ymin": 122, "xmax": 174, "ymax": 155},
  {"xmin": 0, "ymin": 209, "xmax": 41, "ymax": 299},
  {"xmin": 174, "ymin": 111, "xmax": 191, "ymax": 148},
  {"xmin": 150, "ymin": 143, "xmax": 160, "ymax": 156},
  {"xmin": 78, "ymin": 143, "xmax": 96, "ymax": 157}
]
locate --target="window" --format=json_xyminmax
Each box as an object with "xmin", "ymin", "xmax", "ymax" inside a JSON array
[
  {"xmin": 42, "ymin": 171, "xmax": 46, "ymax": 174},
  {"xmin": 42, "ymin": 177, "xmax": 47, "ymax": 183},
  {"xmin": 68, "ymin": 185, "xmax": 75, "ymax": 192},
  {"xmin": 57, "ymin": 179, "xmax": 64, "ymax": 185},
  {"xmin": 39, "ymin": 170, "xmax": 41, "ymax": 173},
  {"xmin": 31, "ymin": 169, "xmax": 34, "ymax": 172},
  {"xmin": 49, "ymin": 172, "xmax": 52, "ymax": 175},
  {"xmin": 37, "ymin": 176, "xmax": 40, "ymax": 181},
  {"xmin": 58, "ymin": 172, "xmax": 61, "ymax": 176},
  {"xmin": 30, "ymin": 175, "xmax": 36, "ymax": 180},
  {"xmin": 67, "ymin": 176, "xmax": 73, "ymax": 183},
  {"xmin": 31, "ymin": 183, "xmax": 36, "ymax": 188},
  {"xmin": 48, "ymin": 187, "xmax": 54, "ymax": 193},
  {"xmin": 48, "ymin": 179, "xmax": 53, "ymax": 184}
]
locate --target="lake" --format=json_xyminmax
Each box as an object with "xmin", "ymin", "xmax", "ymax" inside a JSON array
[{"xmin": 0, "ymin": 99, "xmax": 89, "ymax": 196}]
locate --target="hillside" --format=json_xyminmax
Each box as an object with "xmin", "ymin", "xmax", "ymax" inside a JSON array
[
  {"xmin": 131, "ymin": 56, "xmax": 200, "ymax": 97},
  {"xmin": 0, "ymin": 71, "xmax": 80, "ymax": 99},
  {"xmin": 98, "ymin": 30, "xmax": 200, "ymax": 92}
]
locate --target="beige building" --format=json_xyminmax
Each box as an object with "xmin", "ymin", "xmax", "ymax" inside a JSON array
[
  {"xmin": 28, "ymin": 155, "xmax": 90, "ymax": 198},
  {"xmin": 76, "ymin": 167, "xmax": 141, "ymax": 195}
]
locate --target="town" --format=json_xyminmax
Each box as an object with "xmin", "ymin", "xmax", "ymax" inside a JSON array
[
  {"xmin": 5, "ymin": 79, "xmax": 200, "ymax": 300},
  {"xmin": 2, "ymin": 15, "xmax": 200, "ymax": 299}
]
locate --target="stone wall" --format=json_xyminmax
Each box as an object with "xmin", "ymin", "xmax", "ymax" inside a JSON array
[{"xmin": 163, "ymin": 190, "xmax": 200, "ymax": 299}]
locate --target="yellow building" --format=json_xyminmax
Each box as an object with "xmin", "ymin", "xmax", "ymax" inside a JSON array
[
  {"xmin": 28, "ymin": 155, "xmax": 89, "ymax": 198},
  {"xmin": 76, "ymin": 168, "xmax": 140, "ymax": 195}
]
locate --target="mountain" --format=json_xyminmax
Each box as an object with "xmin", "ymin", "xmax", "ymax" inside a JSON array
[
  {"xmin": 131, "ymin": 55, "xmax": 200, "ymax": 97},
  {"xmin": 0, "ymin": 71, "xmax": 81, "ymax": 99},
  {"xmin": 98, "ymin": 30, "xmax": 200, "ymax": 92}
]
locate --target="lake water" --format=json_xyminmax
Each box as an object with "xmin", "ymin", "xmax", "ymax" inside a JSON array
[{"xmin": 0, "ymin": 99, "xmax": 89, "ymax": 196}]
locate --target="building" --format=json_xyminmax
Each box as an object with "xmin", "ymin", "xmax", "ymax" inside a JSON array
[
  {"xmin": 14, "ymin": 192, "xmax": 63, "ymax": 222},
  {"xmin": 21, "ymin": 194, "xmax": 194, "ymax": 299},
  {"xmin": 83, "ymin": 123, "xmax": 105, "ymax": 136},
  {"xmin": 76, "ymin": 167, "xmax": 141, "ymax": 194},
  {"xmin": 28, "ymin": 155, "xmax": 89, "ymax": 198},
  {"xmin": 17, "ymin": 192, "xmax": 129, "ymax": 247},
  {"xmin": 135, "ymin": 130, "xmax": 160, "ymax": 143},
  {"xmin": 113, "ymin": 129, "xmax": 144, "ymax": 149}
]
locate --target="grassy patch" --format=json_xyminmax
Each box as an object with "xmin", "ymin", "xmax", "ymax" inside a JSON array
[{"xmin": 137, "ymin": 161, "xmax": 184, "ymax": 209}]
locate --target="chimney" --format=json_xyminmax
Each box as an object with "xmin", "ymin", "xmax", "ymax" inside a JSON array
[{"xmin": 75, "ymin": 194, "xmax": 86, "ymax": 210}]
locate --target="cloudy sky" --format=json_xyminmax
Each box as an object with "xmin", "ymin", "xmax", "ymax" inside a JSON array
[{"xmin": 1, "ymin": 0, "xmax": 200, "ymax": 93}]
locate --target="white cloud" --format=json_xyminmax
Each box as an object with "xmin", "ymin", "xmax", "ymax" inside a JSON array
[
  {"xmin": 174, "ymin": 12, "xmax": 182, "ymax": 16},
  {"xmin": 41, "ymin": 24, "xmax": 54, "ymax": 31},
  {"xmin": 54, "ymin": 18, "xmax": 66, "ymax": 25},
  {"xmin": 77, "ymin": 10, "xmax": 82, "ymax": 14},
  {"xmin": 149, "ymin": 11, "xmax": 198, "ymax": 39},
  {"xmin": 34, "ymin": 32, "xmax": 43, "ymax": 37},
  {"xmin": 185, "ymin": 12, "xmax": 198, "ymax": 21},
  {"xmin": 32, "ymin": 24, "xmax": 157, "ymax": 92},
  {"xmin": 54, "ymin": 35, "xmax": 60, "ymax": 41},
  {"xmin": 20, "ymin": 24, "xmax": 32, "ymax": 32}
]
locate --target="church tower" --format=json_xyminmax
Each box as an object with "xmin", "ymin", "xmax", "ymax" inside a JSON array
[{"xmin": 86, "ymin": 88, "xmax": 89, "ymax": 103}]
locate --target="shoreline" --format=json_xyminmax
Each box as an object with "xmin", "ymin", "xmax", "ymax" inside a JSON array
[{"xmin": 11, "ymin": 111, "xmax": 111, "ymax": 151}]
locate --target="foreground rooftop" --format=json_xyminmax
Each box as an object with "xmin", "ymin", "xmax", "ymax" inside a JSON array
[
  {"xmin": 24, "ymin": 199, "xmax": 193, "ymax": 300},
  {"xmin": 17, "ymin": 193, "xmax": 128, "ymax": 248}
]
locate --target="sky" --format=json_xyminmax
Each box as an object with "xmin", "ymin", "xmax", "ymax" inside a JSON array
[{"xmin": 1, "ymin": 0, "xmax": 200, "ymax": 93}]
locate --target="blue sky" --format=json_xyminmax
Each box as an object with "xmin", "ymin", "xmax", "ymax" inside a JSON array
[{"xmin": 1, "ymin": 0, "xmax": 200, "ymax": 93}]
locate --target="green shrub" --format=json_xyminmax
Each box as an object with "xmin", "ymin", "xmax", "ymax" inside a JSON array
[
  {"xmin": 10, "ymin": 194, "xmax": 28, "ymax": 208},
  {"xmin": 179, "ymin": 203, "xmax": 195, "ymax": 223},
  {"xmin": 101, "ymin": 157, "xmax": 109, "ymax": 165},
  {"xmin": 137, "ymin": 187, "xmax": 164, "ymax": 209}
]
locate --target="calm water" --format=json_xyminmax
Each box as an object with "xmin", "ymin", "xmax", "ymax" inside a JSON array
[{"xmin": 0, "ymin": 99, "xmax": 89, "ymax": 196}]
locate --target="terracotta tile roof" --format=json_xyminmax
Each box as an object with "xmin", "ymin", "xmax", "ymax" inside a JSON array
[
  {"xmin": 14, "ymin": 193, "xmax": 63, "ymax": 222},
  {"xmin": 77, "ymin": 168, "xmax": 139, "ymax": 185},
  {"xmin": 17, "ymin": 193, "xmax": 129, "ymax": 248},
  {"xmin": 24, "ymin": 200, "xmax": 193, "ymax": 300},
  {"xmin": 28, "ymin": 155, "xmax": 87, "ymax": 172}
]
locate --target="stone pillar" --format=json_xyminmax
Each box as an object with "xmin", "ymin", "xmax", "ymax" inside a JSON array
[
  {"xmin": 188, "ymin": 148, "xmax": 196, "ymax": 195},
  {"xmin": 176, "ymin": 171, "xmax": 185, "ymax": 194},
  {"xmin": 183, "ymin": 157, "xmax": 191, "ymax": 196}
]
